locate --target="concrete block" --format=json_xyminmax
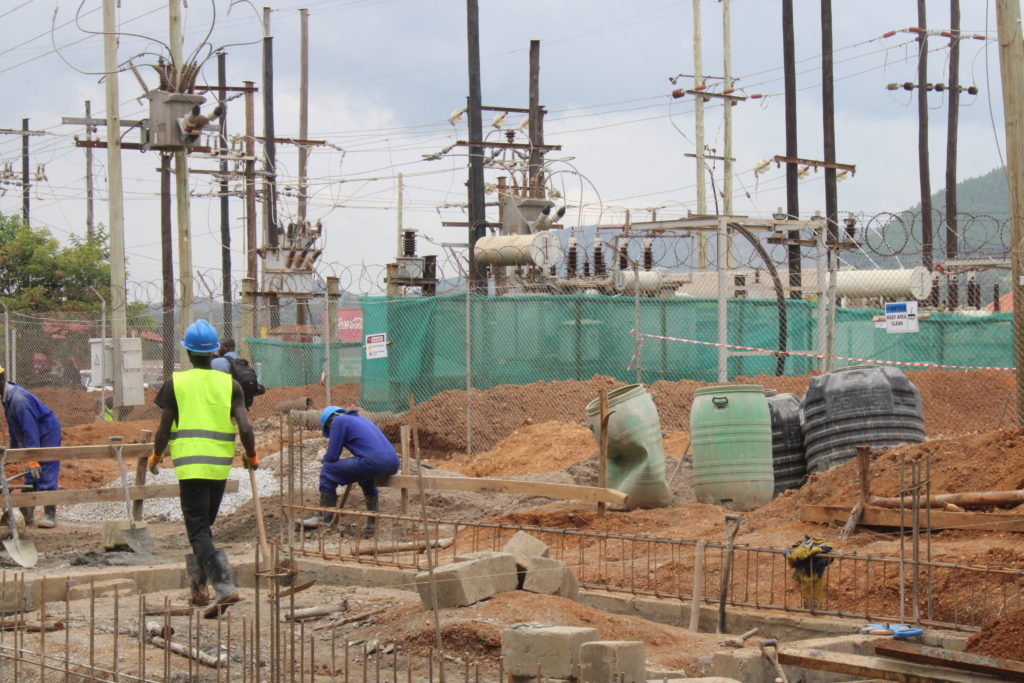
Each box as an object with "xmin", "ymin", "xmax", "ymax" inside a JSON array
[
  {"xmin": 522, "ymin": 557, "xmax": 579, "ymax": 599},
  {"xmin": 580, "ymin": 641, "xmax": 645, "ymax": 683},
  {"xmin": 452, "ymin": 552, "xmax": 519, "ymax": 593},
  {"xmin": 502, "ymin": 531, "xmax": 550, "ymax": 568},
  {"xmin": 101, "ymin": 520, "xmax": 150, "ymax": 551},
  {"xmin": 68, "ymin": 578, "xmax": 136, "ymax": 601},
  {"xmin": 501, "ymin": 623, "xmax": 597, "ymax": 678},
  {"xmin": 415, "ymin": 553, "xmax": 518, "ymax": 609}
]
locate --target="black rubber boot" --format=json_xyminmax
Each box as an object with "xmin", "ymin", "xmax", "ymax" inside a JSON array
[
  {"xmin": 202, "ymin": 549, "xmax": 240, "ymax": 619},
  {"xmin": 37, "ymin": 506, "xmax": 56, "ymax": 529},
  {"xmin": 185, "ymin": 553, "xmax": 210, "ymax": 607},
  {"xmin": 361, "ymin": 494, "xmax": 379, "ymax": 539},
  {"xmin": 301, "ymin": 491, "xmax": 338, "ymax": 529},
  {"xmin": 19, "ymin": 507, "xmax": 34, "ymax": 527}
]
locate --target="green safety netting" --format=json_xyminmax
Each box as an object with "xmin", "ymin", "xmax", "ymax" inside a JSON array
[{"xmin": 248, "ymin": 294, "xmax": 1013, "ymax": 412}]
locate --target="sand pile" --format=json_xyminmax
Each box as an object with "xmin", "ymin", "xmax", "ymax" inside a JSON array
[
  {"xmin": 967, "ymin": 609, "xmax": 1024, "ymax": 661},
  {"xmin": 452, "ymin": 422, "xmax": 596, "ymax": 477}
]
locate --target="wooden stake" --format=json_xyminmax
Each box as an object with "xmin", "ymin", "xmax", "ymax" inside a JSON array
[
  {"xmin": 840, "ymin": 445, "xmax": 871, "ymax": 540},
  {"xmin": 597, "ymin": 389, "xmax": 609, "ymax": 516},
  {"xmin": 399, "ymin": 425, "xmax": 411, "ymax": 515}
]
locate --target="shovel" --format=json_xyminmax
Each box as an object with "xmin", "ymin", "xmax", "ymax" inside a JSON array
[
  {"xmin": 716, "ymin": 513, "xmax": 742, "ymax": 634},
  {"xmin": 110, "ymin": 437, "xmax": 156, "ymax": 555},
  {"xmin": 0, "ymin": 448, "xmax": 37, "ymax": 568}
]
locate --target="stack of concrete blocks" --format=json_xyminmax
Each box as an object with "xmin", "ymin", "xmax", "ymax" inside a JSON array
[
  {"xmin": 501, "ymin": 530, "xmax": 579, "ymax": 598},
  {"xmin": 579, "ymin": 641, "xmax": 646, "ymax": 682},
  {"xmin": 502, "ymin": 625, "xmax": 649, "ymax": 682},
  {"xmin": 414, "ymin": 550, "xmax": 518, "ymax": 609}
]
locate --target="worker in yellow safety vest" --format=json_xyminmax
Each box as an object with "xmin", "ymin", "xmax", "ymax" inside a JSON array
[{"xmin": 149, "ymin": 320, "xmax": 257, "ymax": 618}]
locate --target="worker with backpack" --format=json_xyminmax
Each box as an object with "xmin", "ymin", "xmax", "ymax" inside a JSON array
[{"xmin": 212, "ymin": 338, "xmax": 266, "ymax": 409}]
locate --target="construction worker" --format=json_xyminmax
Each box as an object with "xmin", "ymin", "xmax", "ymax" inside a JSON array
[
  {"xmin": 301, "ymin": 406, "xmax": 400, "ymax": 537},
  {"xmin": 0, "ymin": 366, "xmax": 61, "ymax": 528},
  {"xmin": 149, "ymin": 320, "xmax": 258, "ymax": 618},
  {"xmin": 210, "ymin": 338, "xmax": 239, "ymax": 374}
]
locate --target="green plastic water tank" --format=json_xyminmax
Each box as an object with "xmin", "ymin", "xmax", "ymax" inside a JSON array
[
  {"xmin": 691, "ymin": 384, "xmax": 774, "ymax": 511},
  {"xmin": 585, "ymin": 384, "xmax": 672, "ymax": 509}
]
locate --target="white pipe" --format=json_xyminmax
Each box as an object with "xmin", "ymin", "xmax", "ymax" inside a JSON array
[{"xmin": 474, "ymin": 232, "xmax": 559, "ymax": 268}]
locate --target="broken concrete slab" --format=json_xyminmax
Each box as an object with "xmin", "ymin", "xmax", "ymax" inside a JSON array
[
  {"xmin": 522, "ymin": 556, "xmax": 579, "ymax": 599},
  {"xmin": 501, "ymin": 623, "xmax": 598, "ymax": 679},
  {"xmin": 580, "ymin": 640, "xmax": 645, "ymax": 683},
  {"xmin": 502, "ymin": 531, "xmax": 550, "ymax": 567},
  {"xmin": 415, "ymin": 552, "xmax": 517, "ymax": 609}
]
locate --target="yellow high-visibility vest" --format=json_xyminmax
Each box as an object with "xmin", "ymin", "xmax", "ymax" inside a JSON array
[{"xmin": 168, "ymin": 369, "xmax": 236, "ymax": 480}]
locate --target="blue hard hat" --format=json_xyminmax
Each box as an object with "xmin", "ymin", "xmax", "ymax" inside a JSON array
[
  {"xmin": 181, "ymin": 319, "xmax": 220, "ymax": 353},
  {"xmin": 320, "ymin": 405, "xmax": 343, "ymax": 437}
]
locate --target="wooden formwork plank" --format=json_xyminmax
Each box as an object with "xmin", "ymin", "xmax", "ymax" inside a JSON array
[
  {"xmin": 9, "ymin": 480, "xmax": 239, "ymax": 507},
  {"xmin": 801, "ymin": 504, "xmax": 1024, "ymax": 533},
  {"xmin": 874, "ymin": 641, "xmax": 1024, "ymax": 680},
  {"xmin": 777, "ymin": 647, "xmax": 1005, "ymax": 682},
  {"xmin": 377, "ymin": 474, "xmax": 628, "ymax": 505},
  {"xmin": 4, "ymin": 443, "xmax": 152, "ymax": 465}
]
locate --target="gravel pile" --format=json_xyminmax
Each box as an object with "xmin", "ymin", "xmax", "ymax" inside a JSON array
[{"xmin": 62, "ymin": 465, "xmax": 279, "ymax": 523}]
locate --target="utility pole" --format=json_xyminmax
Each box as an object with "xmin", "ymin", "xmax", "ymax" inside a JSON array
[
  {"xmin": 103, "ymin": 0, "xmax": 127, "ymax": 341},
  {"xmin": 21, "ymin": 118, "xmax": 29, "ymax": 225},
  {"xmin": 395, "ymin": 172, "xmax": 404, "ymax": 257},
  {"xmin": 244, "ymin": 81, "xmax": 258, "ymax": 283},
  {"xmin": 170, "ymin": 0, "xmax": 193, "ymax": 347},
  {"xmin": 263, "ymin": 6, "xmax": 280, "ymax": 327},
  {"xmin": 783, "ymin": 0, "xmax": 801, "ymax": 298},
  {"xmin": 84, "ymin": 101, "xmax": 95, "ymax": 239},
  {"xmin": 218, "ymin": 51, "xmax": 232, "ymax": 337},
  {"xmin": 527, "ymin": 39, "xmax": 544, "ymax": 197},
  {"xmin": 722, "ymin": 0, "xmax": 733, "ymax": 216},
  {"xmin": 995, "ymin": 0, "xmax": 1024, "ymax": 423},
  {"xmin": 298, "ymin": 7, "xmax": 310, "ymax": 223},
  {"xmin": 821, "ymin": 0, "xmax": 838, "ymax": 371},
  {"xmin": 466, "ymin": 0, "xmax": 486, "ymax": 290},
  {"xmin": 160, "ymin": 154, "xmax": 174, "ymax": 380},
  {"xmin": 945, "ymin": 0, "xmax": 961, "ymax": 308},
  {"xmin": 693, "ymin": 0, "xmax": 707, "ymax": 269},
  {"xmin": 917, "ymin": 0, "xmax": 934, "ymax": 272}
]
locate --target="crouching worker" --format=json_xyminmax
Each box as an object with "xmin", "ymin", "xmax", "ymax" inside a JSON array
[
  {"xmin": 301, "ymin": 406, "xmax": 400, "ymax": 537},
  {"xmin": 149, "ymin": 320, "xmax": 258, "ymax": 618}
]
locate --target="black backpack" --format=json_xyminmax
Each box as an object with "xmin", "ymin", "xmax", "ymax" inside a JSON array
[{"xmin": 228, "ymin": 356, "xmax": 266, "ymax": 408}]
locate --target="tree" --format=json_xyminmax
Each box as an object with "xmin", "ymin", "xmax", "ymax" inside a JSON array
[{"xmin": 0, "ymin": 214, "xmax": 110, "ymax": 310}]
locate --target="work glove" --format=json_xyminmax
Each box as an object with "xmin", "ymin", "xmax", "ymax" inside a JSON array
[
  {"xmin": 25, "ymin": 462, "xmax": 41, "ymax": 480},
  {"xmin": 243, "ymin": 454, "xmax": 260, "ymax": 471},
  {"xmin": 148, "ymin": 454, "xmax": 162, "ymax": 475}
]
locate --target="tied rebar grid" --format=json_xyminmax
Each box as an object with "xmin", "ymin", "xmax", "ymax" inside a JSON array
[
  {"xmin": 0, "ymin": 566, "xmax": 495, "ymax": 682},
  {"xmin": 287, "ymin": 503, "xmax": 1024, "ymax": 632}
]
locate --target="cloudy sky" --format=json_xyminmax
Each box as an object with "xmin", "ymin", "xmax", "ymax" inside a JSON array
[{"xmin": 0, "ymin": 1, "xmax": 1013, "ymax": 295}]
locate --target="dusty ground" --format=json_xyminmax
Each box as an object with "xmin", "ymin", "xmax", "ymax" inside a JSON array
[{"xmin": 967, "ymin": 608, "xmax": 1024, "ymax": 661}]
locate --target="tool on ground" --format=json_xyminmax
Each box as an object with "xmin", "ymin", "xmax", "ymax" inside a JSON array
[
  {"xmin": 110, "ymin": 436, "xmax": 156, "ymax": 555},
  {"xmin": 784, "ymin": 535, "xmax": 834, "ymax": 610},
  {"xmin": 724, "ymin": 627, "xmax": 759, "ymax": 648},
  {"xmin": 759, "ymin": 639, "xmax": 789, "ymax": 683},
  {"xmin": 716, "ymin": 513, "xmax": 742, "ymax": 634},
  {"xmin": 668, "ymin": 438, "xmax": 692, "ymax": 486},
  {"xmin": 0, "ymin": 448, "xmax": 37, "ymax": 568},
  {"xmin": 246, "ymin": 453, "xmax": 295, "ymax": 587}
]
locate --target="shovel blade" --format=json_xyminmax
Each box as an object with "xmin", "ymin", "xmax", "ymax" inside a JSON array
[
  {"xmin": 3, "ymin": 538, "xmax": 37, "ymax": 568},
  {"xmin": 123, "ymin": 528, "xmax": 156, "ymax": 556}
]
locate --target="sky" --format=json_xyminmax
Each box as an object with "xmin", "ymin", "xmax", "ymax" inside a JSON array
[{"xmin": 0, "ymin": 0, "xmax": 1015, "ymax": 297}]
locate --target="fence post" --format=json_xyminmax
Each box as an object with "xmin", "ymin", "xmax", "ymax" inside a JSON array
[{"xmin": 325, "ymin": 276, "xmax": 339, "ymax": 407}]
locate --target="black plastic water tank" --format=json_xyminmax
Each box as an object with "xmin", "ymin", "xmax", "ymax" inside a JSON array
[
  {"xmin": 766, "ymin": 391, "xmax": 806, "ymax": 495},
  {"xmin": 801, "ymin": 365, "xmax": 925, "ymax": 474}
]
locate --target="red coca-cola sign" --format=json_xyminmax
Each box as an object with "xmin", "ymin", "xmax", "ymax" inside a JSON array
[{"xmin": 337, "ymin": 309, "xmax": 363, "ymax": 342}]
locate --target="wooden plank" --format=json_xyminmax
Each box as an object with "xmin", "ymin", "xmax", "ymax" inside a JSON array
[
  {"xmin": 9, "ymin": 480, "xmax": 239, "ymax": 508},
  {"xmin": 377, "ymin": 474, "xmax": 628, "ymax": 505},
  {"xmin": 4, "ymin": 444, "xmax": 152, "ymax": 465},
  {"xmin": 777, "ymin": 646, "xmax": 1004, "ymax": 682},
  {"xmin": 801, "ymin": 504, "xmax": 1024, "ymax": 533},
  {"xmin": 870, "ymin": 489, "xmax": 1024, "ymax": 509},
  {"xmin": 874, "ymin": 640, "xmax": 1024, "ymax": 680},
  {"xmin": 132, "ymin": 430, "xmax": 154, "ymax": 521}
]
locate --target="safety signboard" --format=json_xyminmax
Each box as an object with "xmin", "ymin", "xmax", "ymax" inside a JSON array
[{"xmin": 884, "ymin": 301, "xmax": 919, "ymax": 334}]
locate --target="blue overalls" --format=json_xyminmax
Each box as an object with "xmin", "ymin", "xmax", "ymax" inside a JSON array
[
  {"xmin": 3, "ymin": 383, "xmax": 62, "ymax": 490},
  {"xmin": 319, "ymin": 411, "xmax": 400, "ymax": 498}
]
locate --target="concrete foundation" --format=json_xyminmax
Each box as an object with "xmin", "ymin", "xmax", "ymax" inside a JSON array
[
  {"xmin": 415, "ymin": 552, "xmax": 518, "ymax": 609},
  {"xmin": 579, "ymin": 640, "xmax": 645, "ymax": 683},
  {"xmin": 501, "ymin": 623, "xmax": 598, "ymax": 679}
]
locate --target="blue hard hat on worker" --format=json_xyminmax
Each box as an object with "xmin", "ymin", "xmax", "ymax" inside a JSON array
[
  {"xmin": 181, "ymin": 319, "xmax": 220, "ymax": 354},
  {"xmin": 320, "ymin": 405, "xmax": 344, "ymax": 437}
]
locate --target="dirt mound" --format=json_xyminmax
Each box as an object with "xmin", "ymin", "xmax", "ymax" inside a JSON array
[
  {"xmin": 62, "ymin": 419, "xmax": 159, "ymax": 446},
  {"xmin": 453, "ymin": 422, "xmax": 596, "ymax": 477},
  {"xmin": 967, "ymin": 609, "xmax": 1024, "ymax": 661}
]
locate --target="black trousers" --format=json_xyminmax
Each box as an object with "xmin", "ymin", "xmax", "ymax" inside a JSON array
[{"xmin": 178, "ymin": 478, "xmax": 227, "ymax": 567}]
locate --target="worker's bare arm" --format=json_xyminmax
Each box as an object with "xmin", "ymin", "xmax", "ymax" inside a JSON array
[
  {"xmin": 152, "ymin": 407, "xmax": 176, "ymax": 458},
  {"xmin": 231, "ymin": 379, "xmax": 257, "ymax": 460}
]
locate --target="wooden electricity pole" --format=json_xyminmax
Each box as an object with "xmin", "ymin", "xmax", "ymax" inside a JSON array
[
  {"xmin": 218, "ymin": 51, "xmax": 232, "ymax": 337},
  {"xmin": 917, "ymin": 0, "xmax": 934, "ymax": 272},
  {"xmin": 693, "ymin": 0, "xmax": 708, "ymax": 269},
  {"xmin": 84, "ymin": 101, "xmax": 95, "ymax": 239},
  {"xmin": 298, "ymin": 7, "xmax": 310, "ymax": 223},
  {"xmin": 945, "ymin": 0, "xmax": 961, "ymax": 308},
  {"xmin": 244, "ymin": 81, "xmax": 258, "ymax": 282},
  {"xmin": 782, "ymin": 0, "xmax": 802, "ymax": 298},
  {"xmin": 170, "ymin": 0, "xmax": 193, "ymax": 348},
  {"xmin": 21, "ymin": 118, "xmax": 29, "ymax": 226},
  {"xmin": 995, "ymin": 0, "xmax": 1024, "ymax": 424},
  {"xmin": 466, "ymin": 0, "xmax": 486, "ymax": 289},
  {"xmin": 160, "ymin": 154, "xmax": 175, "ymax": 380},
  {"xmin": 263, "ymin": 6, "xmax": 280, "ymax": 328}
]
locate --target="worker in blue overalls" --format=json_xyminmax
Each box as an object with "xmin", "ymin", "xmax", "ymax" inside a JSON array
[
  {"xmin": 0, "ymin": 366, "xmax": 62, "ymax": 528},
  {"xmin": 300, "ymin": 406, "xmax": 400, "ymax": 537}
]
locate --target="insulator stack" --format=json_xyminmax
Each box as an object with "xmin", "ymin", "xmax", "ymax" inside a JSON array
[
  {"xmin": 643, "ymin": 238, "xmax": 653, "ymax": 271},
  {"xmin": 594, "ymin": 239, "xmax": 606, "ymax": 277},
  {"xmin": 566, "ymin": 238, "xmax": 578, "ymax": 278}
]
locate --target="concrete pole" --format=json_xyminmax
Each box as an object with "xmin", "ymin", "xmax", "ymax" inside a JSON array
[
  {"xmin": 240, "ymin": 278, "xmax": 256, "ymax": 359},
  {"xmin": 169, "ymin": 0, "xmax": 193, "ymax": 359},
  {"xmin": 693, "ymin": 0, "xmax": 707, "ymax": 269},
  {"xmin": 218, "ymin": 52, "xmax": 232, "ymax": 337},
  {"xmin": 716, "ymin": 217, "xmax": 728, "ymax": 382},
  {"xmin": 244, "ymin": 81, "xmax": 258, "ymax": 281},
  {"xmin": 21, "ymin": 119, "xmax": 29, "ymax": 226},
  {"xmin": 527, "ymin": 39, "xmax": 544, "ymax": 198},
  {"xmin": 783, "ymin": 0, "xmax": 802, "ymax": 299},
  {"xmin": 396, "ymin": 172, "xmax": 404, "ymax": 258},
  {"xmin": 298, "ymin": 7, "xmax": 309, "ymax": 223},
  {"xmin": 85, "ymin": 100, "xmax": 95, "ymax": 240},
  {"xmin": 995, "ymin": 0, "xmax": 1024, "ymax": 423},
  {"xmin": 102, "ymin": 0, "xmax": 127, "ymax": 341},
  {"xmin": 325, "ymin": 276, "xmax": 339, "ymax": 407},
  {"xmin": 722, "ymin": 0, "xmax": 734, "ymax": 268},
  {"xmin": 945, "ymin": 0, "xmax": 961, "ymax": 308}
]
